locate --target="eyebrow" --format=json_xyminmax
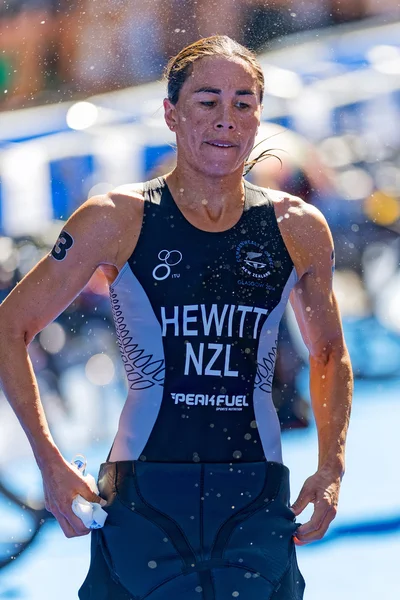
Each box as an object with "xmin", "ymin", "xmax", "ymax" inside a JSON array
[{"xmin": 193, "ymin": 87, "xmax": 256, "ymax": 96}]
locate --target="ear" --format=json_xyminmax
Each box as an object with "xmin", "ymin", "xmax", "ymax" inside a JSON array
[{"xmin": 164, "ymin": 98, "xmax": 178, "ymax": 131}]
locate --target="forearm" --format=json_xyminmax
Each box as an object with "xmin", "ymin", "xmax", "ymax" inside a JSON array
[
  {"xmin": 0, "ymin": 333, "xmax": 62, "ymax": 470},
  {"xmin": 309, "ymin": 344, "xmax": 353, "ymax": 476}
]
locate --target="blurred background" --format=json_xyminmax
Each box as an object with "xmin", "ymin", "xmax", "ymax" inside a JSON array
[{"xmin": 1, "ymin": 1, "xmax": 400, "ymax": 598}]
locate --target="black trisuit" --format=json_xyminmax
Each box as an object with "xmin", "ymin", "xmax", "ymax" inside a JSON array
[{"xmin": 79, "ymin": 177, "xmax": 305, "ymax": 600}]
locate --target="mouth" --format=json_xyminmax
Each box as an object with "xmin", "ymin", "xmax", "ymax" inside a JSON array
[{"xmin": 204, "ymin": 141, "xmax": 237, "ymax": 148}]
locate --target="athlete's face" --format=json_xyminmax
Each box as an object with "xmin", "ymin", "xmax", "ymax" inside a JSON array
[{"xmin": 164, "ymin": 56, "xmax": 262, "ymax": 177}]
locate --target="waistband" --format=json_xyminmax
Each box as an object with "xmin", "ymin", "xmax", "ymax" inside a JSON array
[{"xmin": 97, "ymin": 460, "xmax": 291, "ymax": 508}]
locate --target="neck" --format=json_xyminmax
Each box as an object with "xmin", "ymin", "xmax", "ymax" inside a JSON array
[{"xmin": 165, "ymin": 164, "xmax": 245, "ymax": 221}]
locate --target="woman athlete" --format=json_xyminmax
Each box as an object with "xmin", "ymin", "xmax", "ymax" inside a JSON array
[{"xmin": 0, "ymin": 36, "xmax": 352, "ymax": 599}]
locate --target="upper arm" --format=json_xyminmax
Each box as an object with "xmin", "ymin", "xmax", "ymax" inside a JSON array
[
  {"xmin": 284, "ymin": 201, "xmax": 343, "ymax": 359},
  {"xmin": 0, "ymin": 195, "xmax": 121, "ymax": 343}
]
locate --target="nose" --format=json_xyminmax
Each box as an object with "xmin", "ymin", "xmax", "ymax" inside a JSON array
[{"xmin": 214, "ymin": 104, "xmax": 236, "ymax": 130}]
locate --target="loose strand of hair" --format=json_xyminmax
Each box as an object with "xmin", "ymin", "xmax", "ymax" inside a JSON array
[{"xmin": 244, "ymin": 148, "xmax": 285, "ymax": 176}]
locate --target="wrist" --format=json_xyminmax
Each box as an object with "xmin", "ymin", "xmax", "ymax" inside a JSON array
[
  {"xmin": 33, "ymin": 438, "xmax": 64, "ymax": 472},
  {"xmin": 318, "ymin": 455, "xmax": 345, "ymax": 480}
]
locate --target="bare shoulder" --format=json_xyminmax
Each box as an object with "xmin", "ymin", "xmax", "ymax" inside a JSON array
[
  {"xmin": 107, "ymin": 182, "xmax": 145, "ymax": 216},
  {"xmin": 111, "ymin": 182, "xmax": 144, "ymax": 196},
  {"xmin": 70, "ymin": 184, "xmax": 145, "ymax": 274},
  {"xmin": 264, "ymin": 188, "xmax": 333, "ymax": 276},
  {"xmin": 266, "ymin": 188, "xmax": 324, "ymax": 224}
]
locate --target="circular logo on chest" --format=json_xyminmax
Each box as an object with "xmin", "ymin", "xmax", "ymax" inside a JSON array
[{"xmin": 236, "ymin": 240, "xmax": 274, "ymax": 279}]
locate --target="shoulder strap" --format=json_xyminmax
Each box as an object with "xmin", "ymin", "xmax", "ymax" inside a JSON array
[{"xmin": 142, "ymin": 177, "xmax": 167, "ymax": 205}]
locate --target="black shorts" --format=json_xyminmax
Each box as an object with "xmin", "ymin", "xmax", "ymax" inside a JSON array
[{"xmin": 79, "ymin": 460, "xmax": 305, "ymax": 600}]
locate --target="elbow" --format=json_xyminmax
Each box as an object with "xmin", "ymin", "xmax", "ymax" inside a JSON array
[
  {"xmin": 0, "ymin": 311, "xmax": 33, "ymax": 348},
  {"xmin": 309, "ymin": 339, "xmax": 350, "ymax": 368}
]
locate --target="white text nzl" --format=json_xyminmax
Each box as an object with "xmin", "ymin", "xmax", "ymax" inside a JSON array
[{"xmin": 160, "ymin": 304, "xmax": 268, "ymax": 377}]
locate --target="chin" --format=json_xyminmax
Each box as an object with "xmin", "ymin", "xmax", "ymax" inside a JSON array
[{"xmin": 194, "ymin": 159, "xmax": 244, "ymax": 179}]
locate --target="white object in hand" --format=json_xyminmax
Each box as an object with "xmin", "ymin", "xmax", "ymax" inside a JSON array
[
  {"xmin": 72, "ymin": 494, "xmax": 108, "ymax": 529},
  {"xmin": 70, "ymin": 456, "xmax": 108, "ymax": 529}
]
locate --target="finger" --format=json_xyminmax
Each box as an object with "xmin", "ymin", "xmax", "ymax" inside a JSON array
[
  {"xmin": 53, "ymin": 495, "xmax": 93, "ymax": 535},
  {"xmin": 293, "ymin": 535, "xmax": 307, "ymax": 547},
  {"xmin": 295, "ymin": 507, "xmax": 337, "ymax": 544},
  {"xmin": 61, "ymin": 504, "xmax": 93, "ymax": 536},
  {"xmin": 52, "ymin": 506, "xmax": 90, "ymax": 538},
  {"xmin": 296, "ymin": 501, "xmax": 330, "ymax": 537},
  {"xmin": 78, "ymin": 483, "xmax": 106, "ymax": 506}
]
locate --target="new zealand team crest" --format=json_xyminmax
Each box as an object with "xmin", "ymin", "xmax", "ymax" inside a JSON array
[{"xmin": 236, "ymin": 240, "xmax": 275, "ymax": 279}]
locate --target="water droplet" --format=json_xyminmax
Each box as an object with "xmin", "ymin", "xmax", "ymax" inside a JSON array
[
  {"xmin": 195, "ymin": 586, "xmax": 203, "ymax": 593},
  {"xmin": 163, "ymin": 537, "xmax": 168, "ymax": 542},
  {"xmin": 190, "ymin": 515, "xmax": 195, "ymax": 520},
  {"xmin": 210, "ymin": 423, "xmax": 215, "ymax": 428},
  {"xmin": 232, "ymin": 591, "xmax": 240, "ymax": 597},
  {"xmin": 238, "ymin": 558, "xmax": 244, "ymax": 563},
  {"xmin": 244, "ymin": 433, "xmax": 252, "ymax": 440},
  {"xmin": 244, "ymin": 572, "xmax": 252, "ymax": 579},
  {"xmin": 250, "ymin": 420, "xmax": 257, "ymax": 429},
  {"xmin": 233, "ymin": 450, "xmax": 242, "ymax": 459},
  {"xmin": 148, "ymin": 561, "xmax": 157, "ymax": 569}
]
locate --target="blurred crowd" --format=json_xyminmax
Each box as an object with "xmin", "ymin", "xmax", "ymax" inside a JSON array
[
  {"xmin": 1, "ymin": 0, "xmax": 399, "ymax": 109},
  {"xmin": 1, "ymin": 4, "xmax": 400, "ymax": 568}
]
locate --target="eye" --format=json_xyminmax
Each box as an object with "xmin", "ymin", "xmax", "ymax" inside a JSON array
[
  {"xmin": 200, "ymin": 101, "xmax": 216, "ymax": 107},
  {"xmin": 235, "ymin": 101, "xmax": 250, "ymax": 109}
]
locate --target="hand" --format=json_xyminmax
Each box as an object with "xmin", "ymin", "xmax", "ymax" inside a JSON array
[
  {"xmin": 290, "ymin": 466, "xmax": 341, "ymax": 545},
  {"xmin": 41, "ymin": 455, "xmax": 104, "ymax": 538}
]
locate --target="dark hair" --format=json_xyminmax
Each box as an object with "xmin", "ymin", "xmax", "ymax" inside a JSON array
[
  {"xmin": 165, "ymin": 36, "xmax": 281, "ymax": 175},
  {"xmin": 165, "ymin": 35, "xmax": 264, "ymax": 105}
]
